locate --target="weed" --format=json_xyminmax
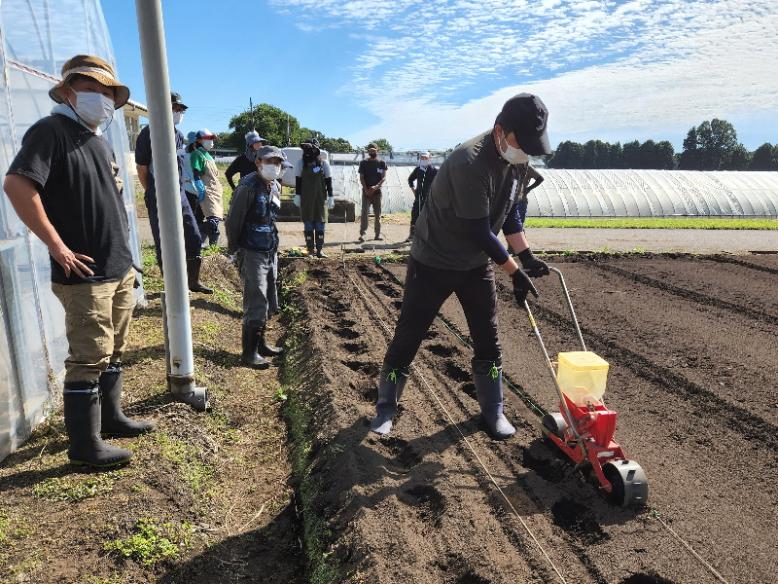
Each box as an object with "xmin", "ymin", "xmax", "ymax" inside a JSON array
[
  {"xmin": 33, "ymin": 471, "xmax": 124, "ymax": 502},
  {"xmin": 273, "ymin": 386, "xmax": 289, "ymax": 403},
  {"xmin": 201, "ymin": 244, "xmax": 224, "ymax": 258},
  {"xmin": 103, "ymin": 518, "xmax": 193, "ymax": 566},
  {"xmin": 212, "ymin": 287, "xmax": 240, "ymax": 311},
  {"xmin": 153, "ymin": 432, "xmax": 213, "ymax": 494}
]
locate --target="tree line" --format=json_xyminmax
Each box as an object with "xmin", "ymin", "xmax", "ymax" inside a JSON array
[
  {"xmin": 547, "ymin": 119, "xmax": 778, "ymax": 171},
  {"xmin": 219, "ymin": 103, "xmax": 392, "ymax": 154}
]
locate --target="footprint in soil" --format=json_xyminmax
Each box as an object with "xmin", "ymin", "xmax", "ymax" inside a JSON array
[
  {"xmin": 376, "ymin": 282, "xmax": 401, "ymax": 298},
  {"xmin": 435, "ymin": 553, "xmax": 493, "ymax": 584},
  {"xmin": 620, "ymin": 574, "xmax": 677, "ymax": 584},
  {"xmin": 398, "ymin": 484, "xmax": 446, "ymax": 527},
  {"xmin": 426, "ymin": 343, "xmax": 456, "ymax": 358},
  {"xmin": 445, "ymin": 363, "xmax": 471, "ymax": 383},
  {"xmin": 342, "ymin": 341, "xmax": 368, "ymax": 354},
  {"xmin": 328, "ymin": 326, "xmax": 360, "ymax": 340},
  {"xmin": 307, "ymin": 268, "xmax": 330, "ymax": 280},
  {"xmin": 521, "ymin": 444, "xmax": 566, "ymax": 483},
  {"xmin": 459, "ymin": 382, "xmax": 477, "ymax": 401},
  {"xmin": 383, "ymin": 436, "xmax": 423, "ymax": 469},
  {"xmin": 425, "ymin": 330, "xmax": 438, "ymax": 340},
  {"xmin": 551, "ymin": 498, "xmax": 609, "ymax": 544},
  {"xmin": 337, "ymin": 318, "xmax": 358, "ymax": 328},
  {"xmin": 343, "ymin": 360, "xmax": 380, "ymax": 376}
]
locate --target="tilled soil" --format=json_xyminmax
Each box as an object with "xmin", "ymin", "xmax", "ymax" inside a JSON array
[{"xmin": 289, "ymin": 253, "xmax": 778, "ymax": 584}]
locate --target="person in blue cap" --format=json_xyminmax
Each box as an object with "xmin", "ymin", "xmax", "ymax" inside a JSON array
[{"xmin": 225, "ymin": 131, "xmax": 267, "ymax": 190}]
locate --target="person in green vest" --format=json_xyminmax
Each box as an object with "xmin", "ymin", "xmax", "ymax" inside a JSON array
[
  {"xmin": 294, "ymin": 137, "xmax": 334, "ymax": 257},
  {"xmin": 190, "ymin": 129, "xmax": 224, "ymax": 246}
]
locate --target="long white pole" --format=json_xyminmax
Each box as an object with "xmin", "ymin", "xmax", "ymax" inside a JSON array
[{"xmin": 134, "ymin": 0, "xmax": 207, "ymax": 410}]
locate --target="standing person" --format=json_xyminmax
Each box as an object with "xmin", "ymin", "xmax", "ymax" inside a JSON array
[
  {"xmin": 189, "ymin": 129, "xmax": 224, "ymax": 247},
  {"xmin": 3, "ymin": 55, "xmax": 154, "ymax": 468},
  {"xmin": 225, "ymin": 131, "xmax": 266, "ymax": 190},
  {"xmin": 406, "ymin": 151, "xmax": 438, "ymax": 241},
  {"xmin": 295, "ymin": 138, "xmax": 334, "ymax": 257},
  {"xmin": 517, "ymin": 163, "xmax": 544, "ymax": 224},
  {"xmin": 225, "ymin": 146, "xmax": 285, "ymax": 369},
  {"xmin": 182, "ymin": 131, "xmax": 205, "ymax": 237},
  {"xmin": 370, "ymin": 93, "xmax": 553, "ymax": 440},
  {"xmin": 358, "ymin": 143, "xmax": 387, "ymax": 242},
  {"xmin": 135, "ymin": 92, "xmax": 212, "ymax": 293}
]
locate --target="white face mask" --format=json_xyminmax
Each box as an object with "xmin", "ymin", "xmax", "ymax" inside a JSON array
[
  {"xmin": 202, "ymin": 139, "xmax": 214, "ymax": 150},
  {"xmin": 497, "ymin": 131, "xmax": 529, "ymax": 165},
  {"xmin": 72, "ymin": 91, "xmax": 114, "ymax": 127},
  {"xmin": 419, "ymin": 159, "xmax": 430, "ymax": 168},
  {"xmin": 260, "ymin": 163, "xmax": 282, "ymax": 181},
  {"xmin": 173, "ymin": 111, "xmax": 184, "ymax": 126}
]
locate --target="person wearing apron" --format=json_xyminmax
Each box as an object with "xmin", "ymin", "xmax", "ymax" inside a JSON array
[
  {"xmin": 295, "ymin": 138, "xmax": 334, "ymax": 257},
  {"xmin": 190, "ymin": 128, "xmax": 225, "ymax": 247}
]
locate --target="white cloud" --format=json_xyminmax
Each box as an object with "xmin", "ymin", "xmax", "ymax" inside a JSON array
[{"xmin": 269, "ymin": 0, "xmax": 778, "ymax": 149}]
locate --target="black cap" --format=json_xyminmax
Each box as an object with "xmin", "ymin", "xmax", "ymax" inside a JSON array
[
  {"xmin": 171, "ymin": 91, "xmax": 188, "ymax": 110},
  {"xmin": 495, "ymin": 93, "xmax": 550, "ymax": 156},
  {"xmin": 367, "ymin": 143, "xmax": 377, "ymax": 150}
]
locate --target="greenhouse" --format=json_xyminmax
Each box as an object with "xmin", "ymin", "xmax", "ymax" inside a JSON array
[{"xmin": 0, "ymin": 0, "xmax": 143, "ymax": 460}]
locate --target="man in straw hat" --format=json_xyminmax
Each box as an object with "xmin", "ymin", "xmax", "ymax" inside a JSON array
[{"xmin": 3, "ymin": 55, "xmax": 155, "ymax": 469}]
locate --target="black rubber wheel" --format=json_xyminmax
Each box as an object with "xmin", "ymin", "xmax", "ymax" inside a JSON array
[{"xmin": 603, "ymin": 460, "xmax": 649, "ymax": 508}]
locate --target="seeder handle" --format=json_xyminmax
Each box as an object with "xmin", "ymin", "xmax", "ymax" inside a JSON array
[{"xmin": 549, "ymin": 267, "xmax": 587, "ymax": 352}]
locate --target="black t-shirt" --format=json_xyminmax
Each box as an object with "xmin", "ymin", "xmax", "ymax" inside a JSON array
[
  {"xmin": 358, "ymin": 158, "xmax": 388, "ymax": 189},
  {"xmin": 7, "ymin": 114, "xmax": 133, "ymax": 284},
  {"xmin": 134, "ymin": 125, "xmax": 185, "ymax": 198}
]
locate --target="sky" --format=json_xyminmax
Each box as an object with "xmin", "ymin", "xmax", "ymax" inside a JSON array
[{"xmin": 102, "ymin": 0, "xmax": 778, "ymax": 151}]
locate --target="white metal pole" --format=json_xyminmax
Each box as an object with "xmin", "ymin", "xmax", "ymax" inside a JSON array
[{"xmin": 134, "ymin": 0, "xmax": 207, "ymax": 410}]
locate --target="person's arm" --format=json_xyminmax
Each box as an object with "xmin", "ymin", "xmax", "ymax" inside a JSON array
[
  {"xmin": 376, "ymin": 161, "xmax": 387, "ymax": 189},
  {"xmin": 225, "ymin": 156, "xmax": 240, "ymax": 190},
  {"xmin": 466, "ymin": 216, "xmax": 519, "ymax": 276},
  {"xmin": 136, "ymin": 165, "xmax": 149, "ymax": 190},
  {"xmin": 324, "ymin": 177, "xmax": 333, "ymax": 198},
  {"xmin": 225, "ymin": 184, "xmax": 250, "ymax": 253},
  {"xmin": 190, "ymin": 150, "xmax": 206, "ymax": 197},
  {"xmin": 3, "ymin": 174, "xmax": 94, "ymax": 278},
  {"xmin": 408, "ymin": 167, "xmax": 418, "ymax": 191},
  {"xmin": 524, "ymin": 166, "xmax": 544, "ymax": 194},
  {"xmin": 358, "ymin": 162, "xmax": 370, "ymax": 196}
]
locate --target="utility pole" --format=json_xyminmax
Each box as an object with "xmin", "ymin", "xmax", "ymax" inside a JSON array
[{"xmin": 134, "ymin": 0, "xmax": 207, "ymax": 410}]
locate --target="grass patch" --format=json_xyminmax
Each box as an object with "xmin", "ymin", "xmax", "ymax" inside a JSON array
[
  {"xmin": 32, "ymin": 471, "xmax": 124, "ymax": 502},
  {"xmin": 523, "ymin": 217, "xmax": 778, "ymax": 230},
  {"xmin": 150, "ymin": 432, "xmax": 214, "ymax": 494},
  {"xmin": 103, "ymin": 518, "xmax": 193, "ymax": 566}
]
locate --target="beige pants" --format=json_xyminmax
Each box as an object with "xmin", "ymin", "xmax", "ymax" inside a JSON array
[{"xmin": 52, "ymin": 268, "xmax": 136, "ymax": 384}]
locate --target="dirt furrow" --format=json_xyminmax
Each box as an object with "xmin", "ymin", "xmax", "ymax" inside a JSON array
[{"xmin": 703, "ymin": 253, "xmax": 778, "ymax": 276}]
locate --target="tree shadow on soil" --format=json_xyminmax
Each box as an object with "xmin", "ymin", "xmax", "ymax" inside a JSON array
[
  {"xmin": 0, "ymin": 461, "xmax": 112, "ymax": 492},
  {"xmin": 156, "ymin": 500, "xmax": 304, "ymax": 584}
]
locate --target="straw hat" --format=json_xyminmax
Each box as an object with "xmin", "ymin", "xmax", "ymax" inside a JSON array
[{"xmin": 49, "ymin": 54, "xmax": 130, "ymax": 108}]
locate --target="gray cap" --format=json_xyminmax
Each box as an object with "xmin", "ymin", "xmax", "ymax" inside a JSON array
[{"xmin": 254, "ymin": 145, "xmax": 286, "ymax": 161}]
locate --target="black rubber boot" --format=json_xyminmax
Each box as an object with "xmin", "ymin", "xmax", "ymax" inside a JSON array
[
  {"xmin": 187, "ymin": 256, "xmax": 213, "ymax": 294},
  {"xmin": 304, "ymin": 230, "xmax": 315, "ymax": 256},
  {"xmin": 258, "ymin": 324, "xmax": 283, "ymax": 357},
  {"xmin": 369, "ymin": 364, "xmax": 409, "ymax": 435},
  {"xmin": 315, "ymin": 230, "xmax": 327, "ymax": 258},
  {"xmin": 405, "ymin": 225, "xmax": 414, "ymax": 242},
  {"xmin": 241, "ymin": 324, "xmax": 270, "ymax": 369},
  {"xmin": 64, "ymin": 383, "xmax": 132, "ymax": 468},
  {"xmin": 100, "ymin": 363, "xmax": 155, "ymax": 437},
  {"xmin": 473, "ymin": 359, "xmax": 516, "ymax": 440}
]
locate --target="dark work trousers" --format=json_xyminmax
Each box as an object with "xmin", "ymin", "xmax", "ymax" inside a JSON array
[
  {"xmin": 410, "ymin": 192, "xmax": 428, "ymax": 227},
  {"xmin": 145, "ymin": 190, "xmax": 203, "ymax": 266},
  {"xmin": 384, "ymin": 257, "xmax": 501, "ymax": 369},
  {"xmin": 185, "ymin": 191, "xmax": 206, "ymax": 228}
]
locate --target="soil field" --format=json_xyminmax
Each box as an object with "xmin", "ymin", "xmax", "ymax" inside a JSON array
[{"xmin": 283, "ymin": 252, "xmax": 778, "ymax": 584}]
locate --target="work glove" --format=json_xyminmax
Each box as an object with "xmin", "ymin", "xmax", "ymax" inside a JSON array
[
  {"xmin": 517, "ymin": 248, "xmax": 549, "ymax": 277},
  {"xmin": 194, "ymin": 179, "xmax": 206, "ymax": 201},
  {"xmin": 327, "ymin": 196, "xmax": 335, "ymax": 210},
  {"xmin": 511, "ymin": 268, "xmax": 538, "ymax": 306},
  {"xmin": 293, "ymin": 194, "xmax": 301, "ymax": 207}
]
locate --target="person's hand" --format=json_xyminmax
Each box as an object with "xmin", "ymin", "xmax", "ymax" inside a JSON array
[
  {"xmin": 194, "ymin": 179, "xmax": 206, "ymax": 201},
  {"xmin": 50, "ymin": 244, "xmax": 94, "ymax": 279},
  {"xmin": 518, "ymin": 249, "xmax": 549, "ymax": 278},
  {"xmin": 327, "ymin": 197, "xmax": 335, "ymax": 210},
  {"xmin": 293, "ymin": 194, "xmax": 301, "ymax": 207},
  {"xmin": 511, "ymin": 268, "xmax": 538, "ymax": 306}
]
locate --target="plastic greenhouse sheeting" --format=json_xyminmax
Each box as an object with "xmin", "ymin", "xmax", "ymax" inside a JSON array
[
  {"xmin": 330, "ymin": 162, "xmax": 778, "ymax": 217},
  {"xmin": 0, "ymin": 0, "xmax": 143, "ymax": 461}
]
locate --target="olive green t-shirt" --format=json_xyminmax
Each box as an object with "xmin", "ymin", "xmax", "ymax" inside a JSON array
[{"xmin": 411, "ymin": 131, "xmax": 521, "ymax": 270}]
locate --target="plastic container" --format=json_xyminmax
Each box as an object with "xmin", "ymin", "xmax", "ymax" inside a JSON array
[{"xmin": 556, "ymin": 351, "xmax": 610, "ymax": 405}]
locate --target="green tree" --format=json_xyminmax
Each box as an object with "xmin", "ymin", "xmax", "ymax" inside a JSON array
[
  {"xmin": 696, "ymin": 119, "xmax": 738, "ymax": 170},
  {"xmin": 366, "ymin": 138, "xmax": 393, "ymax": 152},
  {"xmin": 723, "ymin": 144, "xmax": 750, "ymax": 170},
  {"xmin": 655, "ymin": 141, "xmax": 675, "ymax": 169},
  {"xmin": 228, "ymin": 103, "xmax": 301, "ymax": 150},
  {"xmin": 622, "ymin": 140, "xmax": 641, "ymax": 168},
  {"xmin": 678, "ymin": 127, "xmax": 700, "ymax": 170},
  {"xmin": 608, "ymin": 142, "xmax": 623, "ymax": 168},
  {"xmin": 548, "ymin": 141, "xmax": 583, "ymax": 168},
  {"xmin": 749, "ymin": 143, "xmax": 777, "ymax": 170},
  {"xmin": 320, "ymin": 137, "xmax": 354, "ymax": 153},
  {"xmin": 638, "ymin": 140, "xmax": 657, "ymax": 169}
]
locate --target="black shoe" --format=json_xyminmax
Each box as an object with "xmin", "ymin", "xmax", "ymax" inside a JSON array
[
  {"xmin": 258, "ymin": 325, "xmax": 283, "ymax": 357},
  {"xmin": 241, "ymin": 325, "xmax": 271, "ymax": 369},
  {"xmin": 315, "ymin": 230, "xmax": 327, "ymax": 258},
  {"xmin": 374, "ymin": 234, "xmax": 384, "ymax": 241},
  {"xmin": 304, "ymin": 230, "xmax": 315, "ymax": 256},
  {"xmin": 100, "ymin": 364, "xmax": 155, "ymax": 437},
  {"xmin": 187, "ymin": 256, "xmax": 213, "ymax": 294},
  {"xmin": 64, "ymin": 383, "xmax": 132, "ymax": 468},
  {"xmin": 357, "ymin": 235, "xmax": 365, "ymax": 243}
]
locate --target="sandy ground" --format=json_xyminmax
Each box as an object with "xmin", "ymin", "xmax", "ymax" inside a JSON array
[{"xmin": 134, "ymin": 216, "xmax": 778, "ymax": 254}]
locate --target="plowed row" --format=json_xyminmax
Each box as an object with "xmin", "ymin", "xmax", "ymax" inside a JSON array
[{"xmin": 287, "ymin": 253, "xmax": 778, "ymax": 584}]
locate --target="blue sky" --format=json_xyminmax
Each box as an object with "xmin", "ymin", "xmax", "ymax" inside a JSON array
[{"xmin": 102, "ymin": 0, "xmax": 778, "ymax": 151}]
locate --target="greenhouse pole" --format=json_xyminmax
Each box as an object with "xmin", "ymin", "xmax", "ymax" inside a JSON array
[{"xmin": 134, "ymin": 0, "xmax": 207, "ymax": 410}]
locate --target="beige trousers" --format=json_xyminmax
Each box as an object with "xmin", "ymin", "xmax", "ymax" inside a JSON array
[{"xmin": 52, "ymin": 268, "xmax": 136, "ymax": 384}]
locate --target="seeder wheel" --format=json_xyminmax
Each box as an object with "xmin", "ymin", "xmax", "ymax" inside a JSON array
[
  {"xmin": 603, "ymin": 460, "xmax": 648, "ymax": 507},
  {"xmin": 542, "ymin": 412, "xmax": 567, "ymax": 437}
]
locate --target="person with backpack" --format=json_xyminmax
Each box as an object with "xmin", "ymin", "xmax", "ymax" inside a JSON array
[
  {"xmin": 294, "ymin": 137, "xmax": 334, "ymax": 257},
  {"xmin": 225, "ymin": 145, "xmax": 286, "ymax": 369}
]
